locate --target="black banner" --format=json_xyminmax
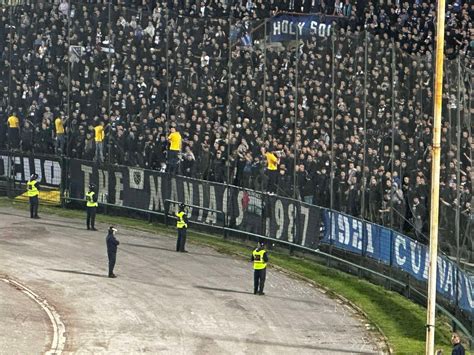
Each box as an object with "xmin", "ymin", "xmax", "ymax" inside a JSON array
[
  {"xmin": 0, "ymin": 151, "xmax": 62, "ymax": 187},
  {"xmin": 68, "ymin": 159, "xmax": 323, "ymax": 248}
]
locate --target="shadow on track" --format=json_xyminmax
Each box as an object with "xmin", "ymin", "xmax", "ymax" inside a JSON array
[
  {"xmin": 194, "ymin": 285, "xmax": 253, "ymax": 295},
  {"xmin": 188, "ymin": 332, "xmax": 377, "ymax": 353},
  {"xmin": 195, "ymin": 285, "xmax": 325, "ymax": 306},
  {"xmin": 122, "ymin": 242, "xmax": 175, "ymax": 252},
  {"xmin": 123, "ymin": 242, "xmax": 229, "ymax": 259},
  {"xmin": 49, "ymin": 269, "xmax": 108, "ymax": 278}
]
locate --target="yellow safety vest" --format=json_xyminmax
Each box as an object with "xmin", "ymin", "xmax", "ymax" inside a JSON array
[
  {"xmin": 253, "ymin": 249, "xmax": 267, "ymax": 270},
  {"xmin": 86, "ymin": 191, "xmax": 98, "ymax": 207},
  {"xmin": 26, "ymin": 180, "xmax": 39, "ymax": 197},
  {"xmin": 176, "ymin": 211, "xmax": 187, "ymax": 229}
]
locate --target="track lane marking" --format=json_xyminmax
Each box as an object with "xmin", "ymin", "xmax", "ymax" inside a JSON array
[{"xmin": 1, "ymin": 277, "xmax": 66, "ymax": 354}]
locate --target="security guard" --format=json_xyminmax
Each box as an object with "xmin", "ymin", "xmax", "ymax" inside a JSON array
[
  {"xmin": 106, "ymin": 226, "xmax": 119, "ymax": 278},
  {"xmin": 26, "ymin": 173, "xmax": 40, "ymax": 219},
  {"xmin": 176, "ymin": 203, "xmax": 188, "ymax": 252},
  {"xmin": 85, "ymin": 184, "xmax": 98, "ymax": 231},
  {"xmin": 251, "ymin": 241, "xmax": 269, "ymax": 295}
]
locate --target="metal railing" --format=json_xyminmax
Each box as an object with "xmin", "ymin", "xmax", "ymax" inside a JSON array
[{"xmin": 1, "ymin": 152, "xmax": 472, "ymax": 347}]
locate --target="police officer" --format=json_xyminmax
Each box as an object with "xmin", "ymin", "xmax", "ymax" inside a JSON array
[
  {"xmin": 251, "ymin": 241, "xmax": 269, "ymax": 295},
  {"xmin": 176, "ymin": 203, "xmax": 188, "ymax": 252},
  {"xmin": 106, "ymin": 226, "xmax": 119, "ymax": 278},
  {"xmin": 26, "ymin": 173, "xmax": 40, "ymax": 219},
  {"xmin": 85, "ymin": 184, "xmax": 98, "ymax": 231}
]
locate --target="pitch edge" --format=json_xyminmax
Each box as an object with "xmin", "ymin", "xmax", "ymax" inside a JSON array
[{"xmin": 1, "ymin": 277, "xmax": 66, "ymax": 354}]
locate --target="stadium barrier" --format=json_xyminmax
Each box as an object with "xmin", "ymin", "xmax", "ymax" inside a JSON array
[{"xmin": 0, "ymin": 150, "xmax": 472, "ymax": 344}]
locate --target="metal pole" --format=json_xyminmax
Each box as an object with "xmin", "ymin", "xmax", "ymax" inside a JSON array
[
  {"xmin": 7, "ymin": 5, "xmax": 12, "ymax": 119},
  {"xmin": 165, "ymin": 8, "xmax": 170, "ymax": 136},
  {"xmin": 292, "ymin": 30, "xmax": 298, "ymax": 200},
  {"xmin": 425, "ymin": 0, "xmax": 446, "ymax": 352},
  {"xmin": 361, "ymin": 31, "xmax": 368, "ymax": 219},
  {"xmin": 455, "ymin": 57, "xmax": 461, "ymax": 265},
  {"xmin": 262, "ymin": 20, "xmax": 267, "ymax": 142},
  {"xmin": 225, "ymin": 15, "xmax": 233, "ymax": 184},
  {"xmin": 390, "ymin": 40, "xmax": 396, "ymax": 229},
  {"xmin": 329, "ymin": 34, "xmax": 335, "ymax": 212},
  {"xmin": 66, "ymin": 0, "xmax": 71, "ymax": 156},
  {"xmin": 107, "ymin": 1, "xmax": 112, "ymax": 165}
]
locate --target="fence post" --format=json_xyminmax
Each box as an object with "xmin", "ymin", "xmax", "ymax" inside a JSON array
[
  {"xmin": 388, "ymin": 230, "xmax": 394, "ymax": 291},
  {"xmin": 164, "ymin": 200, "xmax": 169, "ymax": 227},
  {"xmin": 223, "ymin": 211, "xmax": 228, "ymax": 239}
]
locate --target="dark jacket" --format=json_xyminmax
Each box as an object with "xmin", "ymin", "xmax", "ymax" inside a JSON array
[
  {"xmin": 452, "ymin": 343, "xmax": 465, "ymax": 355},
  {"xmin": 106, "ymin": 233, "xmax": 119, "ymax": 254}
]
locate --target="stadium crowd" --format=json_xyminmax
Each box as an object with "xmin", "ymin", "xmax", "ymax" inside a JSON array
[{"xmin": 0, "ymin": 0, "xmax": 472, "ymax": 248}]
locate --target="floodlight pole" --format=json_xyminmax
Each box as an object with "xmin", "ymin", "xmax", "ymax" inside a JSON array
[{"xmin": 425, "ymin": 0, "xmax": 446, "ymax": 353}]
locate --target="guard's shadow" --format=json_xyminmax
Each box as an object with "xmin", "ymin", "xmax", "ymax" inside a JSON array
[
  {"xmin": 49, "ymin": 268, "xmax": 108, "ymax": 278},
  {"xmin": 123, "ymin": 242, "xmax": 228, "ymax": 259},
  {"xmin": 122, "ymin": 242, "xmax": 175, "ymax": 252},
  {"xmin": 194, "ymin": 285, "xmax": 253, "ymax": 295}
]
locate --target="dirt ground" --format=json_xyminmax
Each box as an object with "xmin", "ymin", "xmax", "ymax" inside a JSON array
[{"xmin": 0, "ymin": 207, "xmax": 381, "ymax": 354}]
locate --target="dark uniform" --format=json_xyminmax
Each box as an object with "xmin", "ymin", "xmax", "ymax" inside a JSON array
[
  {"xmin": 176, "ymin": 203, "xmax": 188, "ymax": 252},
  {"xmin": 85, "ymin": 184, "xmax": 98, "ymax": 230},
  {"xmin": 451, "ymin": 333, "xmax": 466, "ymax": 355},
  {"xmin": 26, "ymin": 174, "xmax": 40, "ymax": 219},
  {"xmin": 251, "ymin": 242, "xmax": 269, "ymax": 295},
  {"xmin": 106, "ymin": 227, "xmax": 119, "ymax": 278}
]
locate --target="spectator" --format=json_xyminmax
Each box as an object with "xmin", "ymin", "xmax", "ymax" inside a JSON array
[
  {"xmin": 55, "ymin": 115, "xmax": 66, "ymax": 155},
  {"xmin": 7, "ymin": 113, "xmax": 20, "ymax": 149},
  {"xmin": 0, "ymin": 0, "xmax": 471, "ymax": 257},
  {"xmin": 411, "ymin": 197, "xmax": 426, "ymax": 242},
  {"xmin": 94, "ymin": 121, "xmax": 105, "ymax": 163},
  {"xmin": 264, "ymin": 148, "xmax": 279, "ymax": 195},
  {"xmin": 167, "ymin": 126, "xmax": 182, "ymax": 175}
]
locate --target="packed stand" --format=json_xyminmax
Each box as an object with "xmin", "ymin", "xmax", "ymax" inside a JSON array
[{"xmin": 0, "ymin": 0, "xmax": 472, "ymax": 251}]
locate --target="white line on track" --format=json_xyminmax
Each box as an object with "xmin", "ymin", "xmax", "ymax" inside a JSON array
[{"xmin": 1, "ymin": 277, "xmax": 66, "ymax": 355}]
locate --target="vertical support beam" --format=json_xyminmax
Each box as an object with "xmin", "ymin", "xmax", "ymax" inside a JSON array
[
  {"xmin": 329, "ymin": 33, "xmax": 335, "ymax": 212},
  {"xmin": 390, "ymin": 39, "xmax": 396, "ymax": 230},
  {"xmin": 455, "ymin": 56, "xmax": 461, "ymax": 266},
  {"xmin": 293, "ymin": 30, "xmax": 299, "ymax": 201},
  {"xmin": 361, "ymin": 31, "xmax": 368, "ymax": 219},
  {"xmin": 425, "ymin": 0, "xmax": 446, "ymax": 352}
]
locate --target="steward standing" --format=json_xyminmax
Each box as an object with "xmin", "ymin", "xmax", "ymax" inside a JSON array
[
  {"xmin": 27, "ymin": 173, "xmax": 40, "ymax": 219},
  {"xmin": 176, "ymin": 203, "xmax": 188, "ymax": 252},
  {"xmin": 251, "ymin": 241, "xmax": 269, "ymax": 295},
  {"xmin": 85, "ymin": 183, "xmax": 98, "ymax": 231}
]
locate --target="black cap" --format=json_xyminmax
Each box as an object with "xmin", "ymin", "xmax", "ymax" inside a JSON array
[{"xmin": 179, "ymin": 203, "xmax": 185, "ymax": 210}]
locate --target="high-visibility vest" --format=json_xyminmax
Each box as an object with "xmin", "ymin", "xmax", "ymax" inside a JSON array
[
  {"xmin": 176, "ymin": 211, "xmax": 187, "ymax": 229},
  {"xmin": 253, "ymin": 249, "xmax": 267, "ymax": 270},
  {"xmin": 26, "ymin": 180, "xmax": 39, "ymax": 197},
  {"xmin": 86, "ymin": 191, "xmax": 98, "ymax": 207}
]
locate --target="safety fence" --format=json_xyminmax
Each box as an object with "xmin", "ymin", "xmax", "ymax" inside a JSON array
[
  {"xmin": 0, "ymin": 150, "xmax": 473, "ymax": 342},
  {"xmin": 0, "ymin": 0, "xmax": 472, "ymax": 265}
]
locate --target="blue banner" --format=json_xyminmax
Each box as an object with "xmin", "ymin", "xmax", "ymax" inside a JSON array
[
  {"xmin": 323, "ymin": 211, "xmax": 391, "ymax": 264},
  {"xmin": 322, "ymin": 211, "xmax": 474, "ymax": 316},
  {"xmin": 269, "ymin": 14, "xmax": 336, "ymax": 42}
]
